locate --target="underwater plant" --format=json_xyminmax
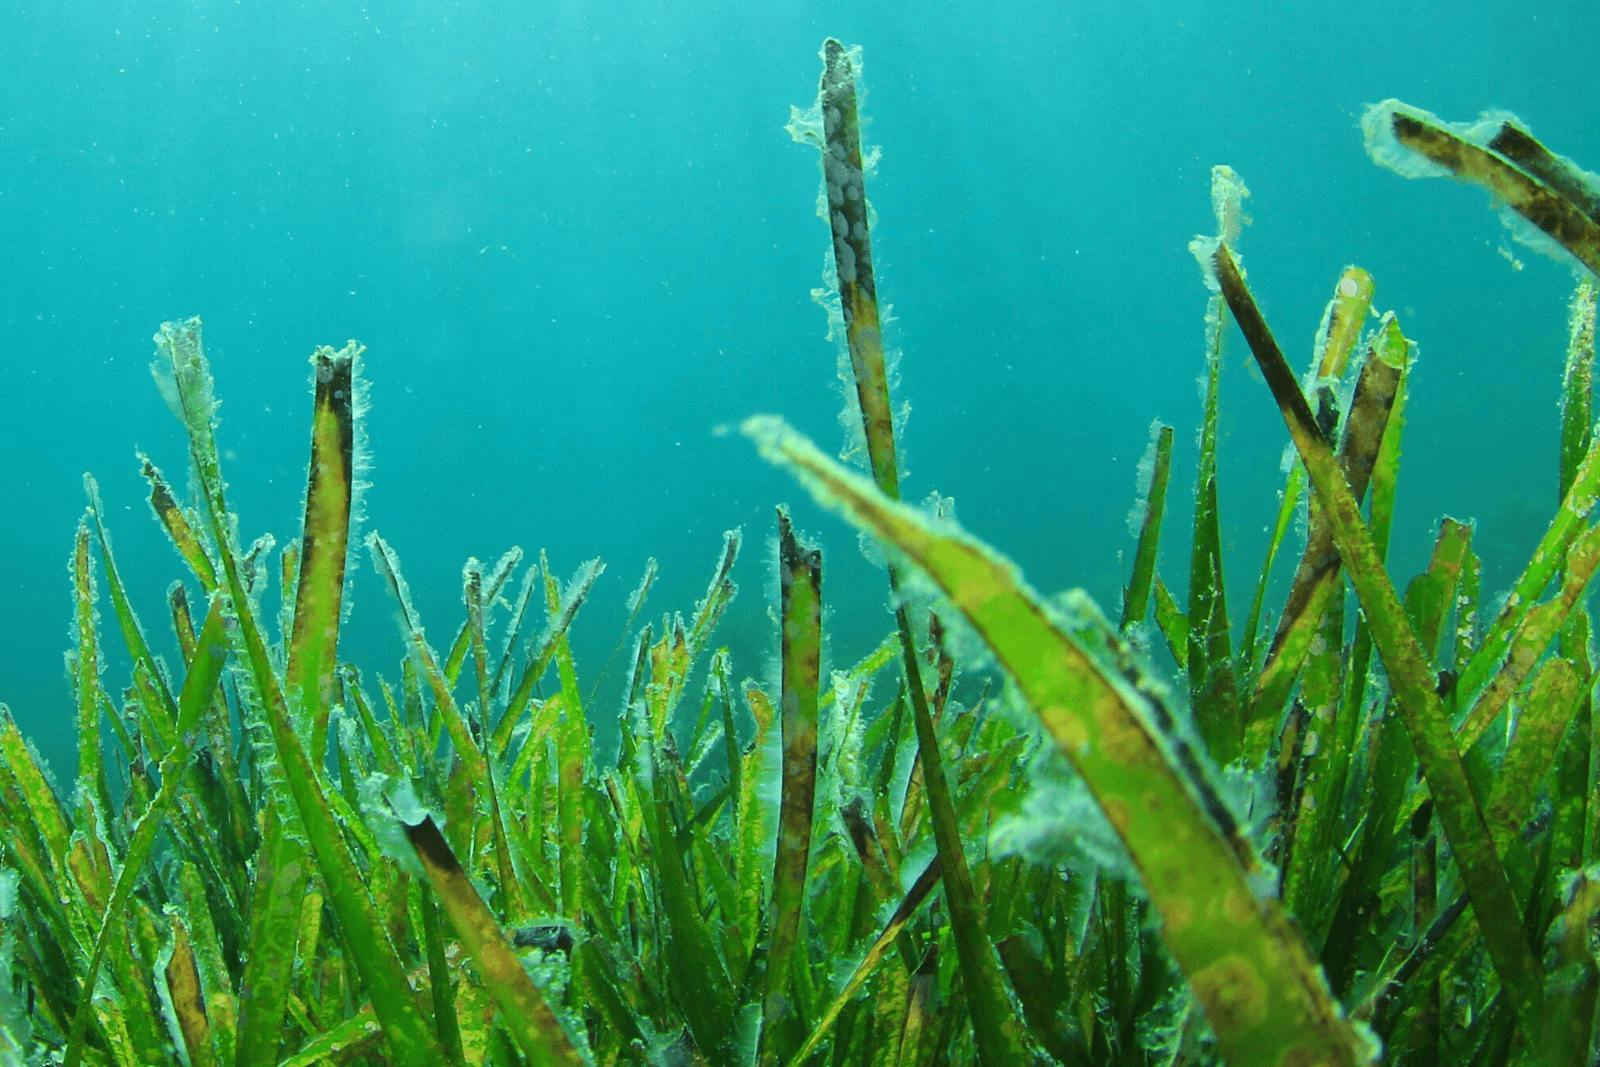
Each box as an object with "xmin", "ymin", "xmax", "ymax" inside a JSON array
[{"xmin": 2, "ymin": 37, "xmax": 1600, "ymax": 1066}]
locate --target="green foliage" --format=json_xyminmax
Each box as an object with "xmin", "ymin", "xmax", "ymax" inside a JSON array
[{"xmin": 3, "ymin": 55, "xmax": 1600, "ymax": 1067}]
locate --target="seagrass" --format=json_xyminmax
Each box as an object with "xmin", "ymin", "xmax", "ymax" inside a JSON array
[{"xmin": 2, "ymin": 50, "xmax": 1599, "ymax": 1067}]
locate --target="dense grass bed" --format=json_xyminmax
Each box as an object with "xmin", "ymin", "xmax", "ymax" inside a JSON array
[{"xmin": 3, "ymin": 40, "xmax": 1599, "ymax": 1066}]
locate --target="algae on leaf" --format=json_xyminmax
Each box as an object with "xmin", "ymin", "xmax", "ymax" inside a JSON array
[{"xmin": 1364, "ymin": 99, "xmax": 1600, "ymax": 275}]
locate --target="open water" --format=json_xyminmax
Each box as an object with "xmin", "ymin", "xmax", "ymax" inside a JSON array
[{"xmin": 4, "ymin": 1, "xmax": 1598, "ymax": 776}]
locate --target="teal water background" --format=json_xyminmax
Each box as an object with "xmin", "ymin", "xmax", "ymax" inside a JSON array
[{"xmin": 3, "ymin": 2, "xmax": 1598, "ymax": 778}]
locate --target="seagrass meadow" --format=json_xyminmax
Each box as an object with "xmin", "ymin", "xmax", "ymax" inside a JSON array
[{"xmin": 7, "ymin": 36, "xmax": 1600, "ymax": 1067}]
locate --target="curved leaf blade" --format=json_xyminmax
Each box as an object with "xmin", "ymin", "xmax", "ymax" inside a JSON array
[{"xmin": 744, "ymin": 415, "xmax": 1369, "ymax": 1067}]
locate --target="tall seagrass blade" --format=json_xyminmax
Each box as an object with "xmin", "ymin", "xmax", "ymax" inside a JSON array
[
  {"xmin": 237, "ymin": 340, "xmax": 362, "ymax": 1065},
  {"xmin": 790, "ymin": 38, "xmax": 1030, "ymax": 1065}
]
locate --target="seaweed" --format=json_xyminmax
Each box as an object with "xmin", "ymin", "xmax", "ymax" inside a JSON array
[{"xmin": 2, "ymin": 50, "xmax": 1599, "ymax": 1067}]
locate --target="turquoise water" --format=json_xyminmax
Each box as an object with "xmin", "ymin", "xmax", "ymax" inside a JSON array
[{"xmin": 3, "ymin": 2, "xmax": 1597, "ymax": 777}]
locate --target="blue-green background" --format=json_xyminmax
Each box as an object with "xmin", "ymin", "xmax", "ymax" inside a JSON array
[{"xmin": 4, "ymin": 2, "xmax": 1596, "ymax": 778}]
